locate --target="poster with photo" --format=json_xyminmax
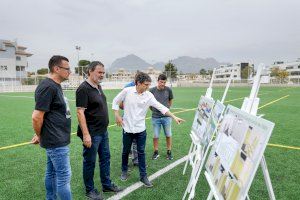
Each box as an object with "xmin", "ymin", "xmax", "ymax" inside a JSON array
[
  {"xmin": 211, "ymin": 100, "xmax": 226, "ymax": 125},
  {"xmin": 191, "ymin": 96, "xmax": 215, "ymax": 142},
  {"xmin": 205, "ymin": 105, "xmax": 274, "ymax": 200},
  {"xmin": 201, "ymin": 100, "xmax": 226, "ymax": 152}
]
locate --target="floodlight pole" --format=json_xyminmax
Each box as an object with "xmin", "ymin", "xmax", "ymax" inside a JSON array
[{"xmin": 75, "ymin": 45, "xmax": 81, "ymax": 75}]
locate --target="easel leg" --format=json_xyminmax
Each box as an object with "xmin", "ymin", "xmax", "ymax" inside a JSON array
[
  {"xmin": 183, "ymin": 142, "xmax": 194, "ymax": 175},
  {"xmin": 183, "ymin": 147, "xmax": 202, "ymax": 200},
  {"xmin": 207, "ymin": 190, "xmax": 213, "ymax": 200},
  {"xmin": 261, "ymin": 156, "xmax": 276, "ymax": 200}
]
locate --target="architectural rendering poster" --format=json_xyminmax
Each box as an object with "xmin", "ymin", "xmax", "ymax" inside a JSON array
[
  {"xmin": 191, "ymin": 96, "xmax": 215, "ymax": 146},
  {"xmin": 201, "ymin": 100, "xmax": 226, "ymax": 152},
  {"xmin": 205, "ymin": 105, "xmax": 274, "ymax": 200},
  {"xmin": 211, "ymin": 100, "xmax": 226, "ymax": 125}
]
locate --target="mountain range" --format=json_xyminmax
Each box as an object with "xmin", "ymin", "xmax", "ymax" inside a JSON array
[{"xmin": 108, "ymin": 54, "xmax": 227, "ymax": 73}]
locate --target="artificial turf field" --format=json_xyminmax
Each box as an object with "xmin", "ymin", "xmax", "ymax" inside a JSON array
[{"xmin": 0, "ymin": 86, "xmax": 299, "ymax": 200}]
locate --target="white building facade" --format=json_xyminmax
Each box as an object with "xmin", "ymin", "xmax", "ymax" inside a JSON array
[
  {"xmin": 0, "ymin": 40, "xmax": 32, "ymax": 80},
  {"xmin": 269, "ymin": 59, "xmax": 300, "ymax": 84},
  {"xmin": 214, "ymin": 62, "xmax": 254, "ymax": 82}
]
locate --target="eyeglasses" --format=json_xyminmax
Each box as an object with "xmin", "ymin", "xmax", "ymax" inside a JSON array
[{"xmin": 58, "ymin": 66, "xmax": 71, "ymax": 72}]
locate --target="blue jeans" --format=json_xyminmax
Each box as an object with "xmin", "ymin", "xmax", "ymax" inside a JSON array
[
  {"xmin": 45, "ymin": 146, "xmax": 72, "ymax": 200},
  {"xmin": 152, "ymin": 117, "xmax": 172, "ymax": 138},
  {"xmin": 83, "ymin": 132, "xmax": 112, "ymax": 193},
  {"xmin": 122, "ymin": 130, "xmax": 147, "ymax": 178}
]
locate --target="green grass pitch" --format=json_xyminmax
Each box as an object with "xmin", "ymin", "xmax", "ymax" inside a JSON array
[{"xmin": 0, "ymin": 86, "xmax": 299, "ymax": 199}]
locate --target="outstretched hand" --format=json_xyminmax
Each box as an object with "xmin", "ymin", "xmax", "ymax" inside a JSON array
[{"xmin": 174, "ymin": 116, "xmax": 185, "ymax": 124}]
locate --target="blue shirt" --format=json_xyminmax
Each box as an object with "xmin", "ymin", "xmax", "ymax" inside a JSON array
[{"xmin": 124, "ymin": 81, "xmax": 135, "ymax": 88}]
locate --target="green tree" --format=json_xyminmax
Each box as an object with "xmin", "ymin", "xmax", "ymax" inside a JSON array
[
  {"xmin": 75, "ymin": 60, "xmax": 90, "ymax": 75},
  {"xmin": 164, "ymin": 61, "xmax": 177, "ymax": 79},
  {"xmin": 78, "ymin": 60, "xmax": 90, "ymax": 66},
  {"xmin": 278, "ymin": 69, "xmax": 289, "ymax": 83},
  {"xmin": 207, "ymin": 70, "xmax": 213, "ymax": 76},
  {"xmin": 27, "ymin": 72, "xmax": 35, "ymax": 77},
  {"xmin": 270, "ymin": 67, "xmax": 289, "ymax": 83},
  {"xmin": 37, "ymin": 68, "xmax": 48, "ymax": 75},
  {"xmin": 270, "ymin": 67, "xmax": 280, "ymax": 77},
  {"xmin": 22, "ymin": 78, "xmax": 35, "ymax": 85},
  {"xmin": 241, "ymin": 66, "xmax": 253, "ymax": 79},
  {"xmin": 200, "ymin": 68, "xmax": 207, "ymax": 75}
]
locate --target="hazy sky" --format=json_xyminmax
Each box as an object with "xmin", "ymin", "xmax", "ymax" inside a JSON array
[{"xmin": 1, "ymin": 0, "xmax": 300, "ymax": 70}]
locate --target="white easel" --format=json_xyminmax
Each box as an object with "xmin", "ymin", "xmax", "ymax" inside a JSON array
[
  {"xmin": 205, "ymin": 63, "xmax": 276, "ymax": 200},
  {"xmin": 183, "ymin": 68, "xmax": 216, "ymax": 176},
  {"xmin": 182, "ymin": 71, "xmax": 234, "ymax": 200}
]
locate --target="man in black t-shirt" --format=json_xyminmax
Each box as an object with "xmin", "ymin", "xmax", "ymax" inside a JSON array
[
  {"xmin": 31, "ymin": 55, "xmax": 72, "ymax": 200},
  {"xmin": 76, "ymin": 61, "xmax": 122, "ymax": 200}
]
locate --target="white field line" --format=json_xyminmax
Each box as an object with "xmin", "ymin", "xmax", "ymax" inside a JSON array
[
  {"xmin": 0, "ymin": 94, "xmax": 34, "ymax": 99},
  {"xmin": 108, "ymin": 155, "xmax": 189, "ymax": 200}
]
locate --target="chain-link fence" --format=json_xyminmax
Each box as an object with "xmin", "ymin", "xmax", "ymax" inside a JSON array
[{"xmin": 1, "ymin": 69, "xmax": 300, "ymax": 93}]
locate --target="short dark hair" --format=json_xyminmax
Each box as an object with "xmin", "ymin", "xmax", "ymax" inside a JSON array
[
  {"xmin": 158, "ymin": 74, "xmax": 167, "ymax": 81},
  {"xmin": 87, "ymin": 61, "xmax": 104, "ymax": 76},
  {"xmin": 135, "ymin": 72, "xmax": 151, "ymax": 85},
  {"xmin": 48, "ymin": 55, "xmax": 69, "ymax": 72}
]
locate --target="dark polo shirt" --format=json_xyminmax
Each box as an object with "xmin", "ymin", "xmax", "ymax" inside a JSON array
[
  {"xmin": 35, "ymin": 78, "xmax": 71, "ymax": 148},
  {"xmin": 76, "ymin": 80, "xmax": 109, "ymax": 138}
]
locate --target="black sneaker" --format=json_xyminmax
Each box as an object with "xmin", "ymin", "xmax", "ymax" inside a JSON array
[
  {"xmin": 120, "ymin": 171, "xmax": 128, "ymax": 181},
  {"xmin": 140, "ymin": 176, "xmax": 153, "ymax": 188},
  {"xmin": 103, "ymin": 183, "xmax": 123, "ymax": 193},
  {"xmin": 152, "ymin": 151, "xmax": 159, "ymax": 160},
  {"xmin": 166, "ymin": 150, "xmax": 173, "ymax": 160},
  {"xmin": 86, "ymin": 189, "xmax": 103, "ymax": 200}
]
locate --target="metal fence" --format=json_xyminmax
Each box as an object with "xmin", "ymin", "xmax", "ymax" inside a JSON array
[{"xmin": 1, "ymin": 73, "xmax": 300, "ymax": 93}]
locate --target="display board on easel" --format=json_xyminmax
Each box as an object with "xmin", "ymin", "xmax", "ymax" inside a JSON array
[
  {"xmin": 183, "ymin": 68, "xmax": 217, "ymax": 175},
  {"xmin": 191, "ymin": 96, "xmax": 215, "ymax": 146},
  {"xmin": 205, "ymin": 105, "xmax": 275, "ymax": 200},
  {"xmin": 183, "ymin": 96, "xmax": 215, "ymax": 177},
  {"xmin": 182, "ymin": 99, "xmax": 226, "ymax": 200},
  {"xmin": 182, "ymin": 69, "xmax": 233, "ymax": 200}
]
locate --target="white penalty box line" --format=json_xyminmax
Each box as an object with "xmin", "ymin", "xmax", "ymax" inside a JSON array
[{"xmin": 108, "ymin": 155, "xmax": 189, "ymax": 200}]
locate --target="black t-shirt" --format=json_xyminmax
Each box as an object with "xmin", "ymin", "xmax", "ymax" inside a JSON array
[
  {"xmin": 76, "ymin": 81, "xmax": 109, "ymax": 138},
  {"xmin": 149, "ymin": 86, "xmax": 174, "ymax": 118},
  {"xmin": 35, "ymin": 78, "xmax": 71, "ymax": 148}
]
